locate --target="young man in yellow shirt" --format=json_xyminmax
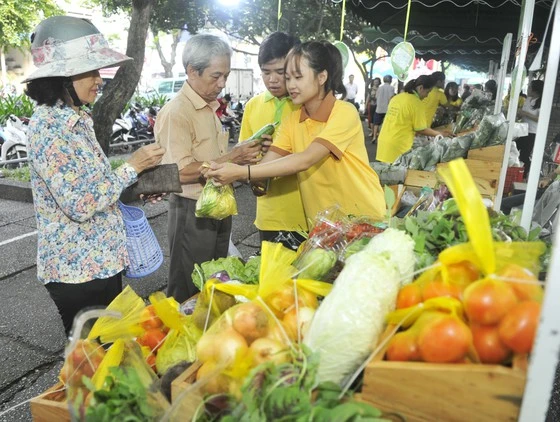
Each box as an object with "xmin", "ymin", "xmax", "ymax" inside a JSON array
[
  {"xmin": 422, "ymin": 71, "xmax": 448, "ymax": 126},
  {"xmin": 239, "ymin": 32, "xmax": 307, "ymax": 249}
]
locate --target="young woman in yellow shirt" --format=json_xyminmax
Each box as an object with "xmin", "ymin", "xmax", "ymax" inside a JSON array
[{"xmin": 204, "ymin": 41, "xmax": 386, "ymax": 226}]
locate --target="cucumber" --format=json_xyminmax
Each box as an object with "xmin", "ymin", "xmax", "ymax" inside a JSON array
[{"xmin": 246, "ymin": 121, "xmax": 279, "ymax": 143}]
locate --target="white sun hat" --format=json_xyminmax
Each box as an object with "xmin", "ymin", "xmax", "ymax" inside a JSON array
[{"xmin": 23, "ymin": 15, "xmax": 132, "ymax": 83}]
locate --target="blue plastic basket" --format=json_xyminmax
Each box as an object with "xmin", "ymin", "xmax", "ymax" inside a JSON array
[{"xmin": 118, "ymin": 201, "xmax": 163, "ymax": 278}]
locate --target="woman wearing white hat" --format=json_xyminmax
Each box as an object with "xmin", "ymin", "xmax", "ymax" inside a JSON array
[{"xmin": 24, "ymin": 16, "xmax": 165, "ymax": 335}]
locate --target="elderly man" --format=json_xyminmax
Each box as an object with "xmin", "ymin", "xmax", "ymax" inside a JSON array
[{"xmin": 155, "ymin": 34, "xmax": 261, "ymax": 302}]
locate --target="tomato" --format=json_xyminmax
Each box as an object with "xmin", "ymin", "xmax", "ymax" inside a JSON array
[
  {"xmin": 497, "ymin": 264, "xmax": 544, "ymax": 302},
  {"xmin": 463, "ymin": 278, "xmax": 518, "ymax": 325},
  {"xmin": 417, "ymin": 315, "xmax": 472, "ymax": 363},
  {"xmin": 386, "ymin": 331, "xmax": 422, "ymax": 362},
  {"xmin": 137, "ymin": 328, "xmax": 166, "ymax": 352},
  {"xmin": 498, "ymin": 301, "xmax": 541, "ymax": 354},
  {"xmin": 422, "ymin": 280, "xmax": 462, "ymax": 301},
  {"xmin": 470, "ymin": 323, "xmax": 512, "ymax": 364},
  {"xmin": 445, "ymin": 261, "xmax": 480, "ymax": 287},
  {"xmin": 396, "ymin": 284, "xmax": 423, "ymax": 309},
  {"xmin": 345, "ymin": 223, "xmax": 383, "ymax": 242},
  {"xmin": 140, "ymin": 305, "xmax": 164, "ymax": 330}
]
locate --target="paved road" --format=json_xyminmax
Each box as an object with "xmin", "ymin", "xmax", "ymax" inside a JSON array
[{"xmin": 0, "ymin": 124, "xmax": 377, "ymax": 421}]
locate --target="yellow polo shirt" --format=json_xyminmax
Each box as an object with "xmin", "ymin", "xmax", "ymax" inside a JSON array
[
  {"xmin": 449, "ymin": 98, "xmax": 463, "ymax": 107},
  {"xmin": 240, "ymin": 92, "xmax": 307, "ymax": 232},
  {"xmin": 270, "ymin": 92, "xmax": 386, "ymax": 227},
  {"xmin": 376, "ymin": 92, "xmax": 428, "ymax": 163},
  {"xmin": 423, "ymin": 87, "xmax": 448, "ymax": 124}
]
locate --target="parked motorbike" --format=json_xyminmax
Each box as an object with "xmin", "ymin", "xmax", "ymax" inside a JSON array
[
  {"xmin": 110, "ymin": 115, "xmax": 135, "ymax": 152},
  {"xmin": 0, "ymin": 115, "xmax": 28, "ymax": 168}
]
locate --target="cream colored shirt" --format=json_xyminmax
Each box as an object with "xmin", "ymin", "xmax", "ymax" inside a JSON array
[{"xmin": 155, "ymin": 82, "xmax": 229, "ymax": 200}]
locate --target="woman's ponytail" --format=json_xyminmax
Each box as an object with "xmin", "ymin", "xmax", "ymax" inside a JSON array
[{"xmin": 321, "ymin": 41, "xmax": 346, "ymax": 98}]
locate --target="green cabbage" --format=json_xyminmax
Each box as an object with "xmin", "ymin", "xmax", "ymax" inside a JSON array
[
  {"xmin": 304, "ymin": 229, "xmax": 415, "ymax": 386},
  {"xmin": 191, "ymin": 256, "xmax": 246, "ymax": 290},
  {"xmin": 295, "ymin": 248, "xmax": 337, "ymax": 281},
  {"xmin": 195, "ymin": 180, "xmax": 238, "ymax": 220}
]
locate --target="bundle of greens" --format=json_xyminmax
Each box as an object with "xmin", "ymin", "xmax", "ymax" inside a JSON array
[
  {"xmin": 192, "ymin": 256, "xmax": 261, "ymax": 290},
  {"xmin": 193, "ymin": 347, "xmax": 388, "ymax": 422},
  {"xmin": 398, "ymin": 199, "xmax": 544, "ymax": 270}
]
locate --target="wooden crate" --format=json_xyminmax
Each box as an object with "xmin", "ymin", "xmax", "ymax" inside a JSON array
[
  {"xmin": 467, "ymin": 144, "xmax": 506, "ymax": 162},
  {"xmin": 29, "ymin": 382, "xmax": 70, "ymax": 422},
  {"xmin": 361, "ymin": 329, "xmax": 527, "ymax": 422},
  {"xmin": 171, "ymin": 360, "xmax": 202, "ymax": 403}
]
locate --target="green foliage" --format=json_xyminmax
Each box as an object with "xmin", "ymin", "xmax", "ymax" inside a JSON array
[
  {"xmin": 127, "ymin": 92, "xmax": 169, "ymax": 111},
  {"xmin": 0, "ymin": 165, "xmax": 30, "ymax": 182},
  {"xmin": 0, "ymin": 94, "xmax": 35, "ymax": 125},
  {"xmin": 0, "ymin": 0, "xmax": 62, "ymax": 50},
  {"xmin": 195, "ymin": 347, "xmax": 387, "ymax": 422},
  {"xmin": 84, "ymin": 367, "xmax": 156, "ymax": 421}
]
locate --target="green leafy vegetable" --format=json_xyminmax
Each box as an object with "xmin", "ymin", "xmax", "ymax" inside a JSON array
[
  {"xmin": 192, "ymin": 257, "xmax": 247, "ymax": 290},
  {"xmin": 294, "ymin": 248, "xmax": 337, "ymax": 281},
  {"xmin": 85, "ymin": 367, "xmax": 163, "ymax": 421},
  {"xmin": 195, "ymin": 181, "xmax": 238, "ymax": 220}
]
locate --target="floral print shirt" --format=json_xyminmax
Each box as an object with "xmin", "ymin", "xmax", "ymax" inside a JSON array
[{"xmin": 28, "ymin": 101, "xmax": 138, "ymax": 284}]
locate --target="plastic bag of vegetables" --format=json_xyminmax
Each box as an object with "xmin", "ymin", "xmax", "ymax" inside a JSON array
[
  {"xmin": 195, "ymin": 179, "xmax": 238, "ymax": 220},
  {"xmin": 471, "ymin": 113, "xmax": 506, "ymax": 149},
  {"xmin": 304, "ymin": 228, "xmax": 415, "ymax": 385}
]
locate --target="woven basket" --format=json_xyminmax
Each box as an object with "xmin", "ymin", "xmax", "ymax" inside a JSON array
[{"xmin": 118, "ymin": 202, "xmax": 163, "ymax": 278}]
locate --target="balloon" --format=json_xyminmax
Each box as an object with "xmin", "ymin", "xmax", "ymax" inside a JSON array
[
  {"xmin": 334, "ymin": 41, "xmax": 350, "ymax": 69},
  {"xmin": 391, "ymin": 42, "xmax": 415, "ymax": 82}
]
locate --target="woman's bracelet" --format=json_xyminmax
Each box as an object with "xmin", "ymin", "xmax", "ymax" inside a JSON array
[{"xmin": 247, "ymin": 165, "xmax": 251, "ymax": 183}]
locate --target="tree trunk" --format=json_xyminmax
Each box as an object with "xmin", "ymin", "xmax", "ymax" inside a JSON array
[
  {"xmin": 153, "ymin": 29, "xmax": 173, "ymax": 78},
  {"xmin": 93, "ymin": 0, "xmax": 155, "ymax": 156},
  {"xmin": 0, "ymin": 49, "xmax": 8, "ymax": 86}
]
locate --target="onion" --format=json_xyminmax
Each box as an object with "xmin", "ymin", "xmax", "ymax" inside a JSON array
[
  {"xmin": 196, "ymin": 360, "xmax": 230, "ymax": 395},
  {"xmin": 283, "ymin": 307, "xmax": 315, "ymax": 342},
  {"xmin": 232, "ymin": 302, "xmax": 269, "ymax": 344},
  {"xmin": 249, "ymin": 337, "xmax": 290, "ymax": 365},
  {"xmin": 215, "ymin": 328, "xmax": 249, "ymax": 364},
  {"xmin": 196, "ymin": 333, "xmax": 217, "ymax": 363}
]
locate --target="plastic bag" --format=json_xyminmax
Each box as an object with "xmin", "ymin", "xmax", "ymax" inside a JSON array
[
  {"xmin": 77, "ymin": 340, "xmax": 170, "ymax": 421},
  {"xmin": 441, "ymin": 132, "xmax": 475, "ymax": 162},
  {"xmin": 195, "ymin": 179, "xmax": 238, "ymax": 220},
  {"xmin": 472, "ymin": 113, "xmax": 506, "ymax": 149},
  {"xmin": 191, "ymin": 278, "xmax": 237, "ymax": 331}
]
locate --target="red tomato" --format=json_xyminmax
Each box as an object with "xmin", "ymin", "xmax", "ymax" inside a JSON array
[
  {"xmin": 497, "ymin": 264, "xmax": 544, "ymax": 302},
  {"xmin": 417, "ymin": 315, "xmax": 472, "ymax": 363},
  {"xmin": 463, "ymin": 279, "xmax": 518, "ymax": 325},
  {"xmin": 140, "ymin": 305, "xmax": 164, "ymax": 330},
  {"xmin": 470, "ymin": 323, "xmax": 512, "ymax": 364},
  {"xmin": 498, "ymin": 301, "xmax": 541, "ymax": 354},
  {"xmin": 386, "ymin": 331, "xmax": 422, "ymax": 362},
  {"xmin": 422, "ymin": 280, "xmax": 462, "ymax": 301},
  {"xmin": 137, "ymin": 328, "xmax": 166, "ymax": 352},
  {"xmin": 446, "ymin": 260, "xmax": 480, "ymax": 287},
  {"xmin": 396, "ymin": 284, "xmax": 423, "ymax": 309}
]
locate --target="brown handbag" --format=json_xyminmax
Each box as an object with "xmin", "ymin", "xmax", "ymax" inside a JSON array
[{"xmin": 126, "ymin": 164, "xmax": 182, "ymax": 197}]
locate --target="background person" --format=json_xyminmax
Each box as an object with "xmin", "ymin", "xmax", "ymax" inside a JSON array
[
  {"xmin": 24, "ymin": 16, "xmax": 165, "ymax": 335},
  {"xmin": 484, "ymin": 79, "xmax": 498, "ymax": 101},
  {"xmin": 422, "ymin": 71, "xmax": 448, "ymax": 126},
  {"xmin": 517, "ymin": 79, "xmax": 544, "ymax": 178},
  {"xmin": 344, "ymin": 74, "xmax": 359, "ymax": 110},
  {"xmin": 239, "ymin": 32, "xmax": 307, "ymax": 249},
  {"xmin": 376, "ymin": 75, "xmax": 452, "ymax": 164},
  {"xmin": 205, "ymin": 41, "xmax": 386, "ymax": 223},
  {"xmin": 155, "ymin": 34, "xmax": 261, "ymax": 303},
  {"xmin": 372, "ymin": 75, "xmax": 395, "ymax": 143},
  {"xmin": 461, "ymin": 84, "xmax": 471, "ymax": 101},
  {"xmin": 444, "ymin": 81, "xmax": 462, "ymax": 108},
  {"xmin": 365, "ymin": 77, "xmax": 381, "ymax": 138}
]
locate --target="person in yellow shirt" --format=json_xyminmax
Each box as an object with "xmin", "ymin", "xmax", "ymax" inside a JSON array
[
  {"xmin": 423, "ymin": 71, "xmax": 447, "ymax": 126},
  {"xmin": 444, "ymin": 82, "xmax": 463, "ymax": 108},
  {"xmin": 205, "ymin": 41, "xmax": 386, "ymax": 225},
  {"xmin": 239, "ymin": 32, "xmax": 307, "ymax": 249},
  {"xmin": 376, "ymin": 75, "xmax": 452, "ymax": 163}
]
